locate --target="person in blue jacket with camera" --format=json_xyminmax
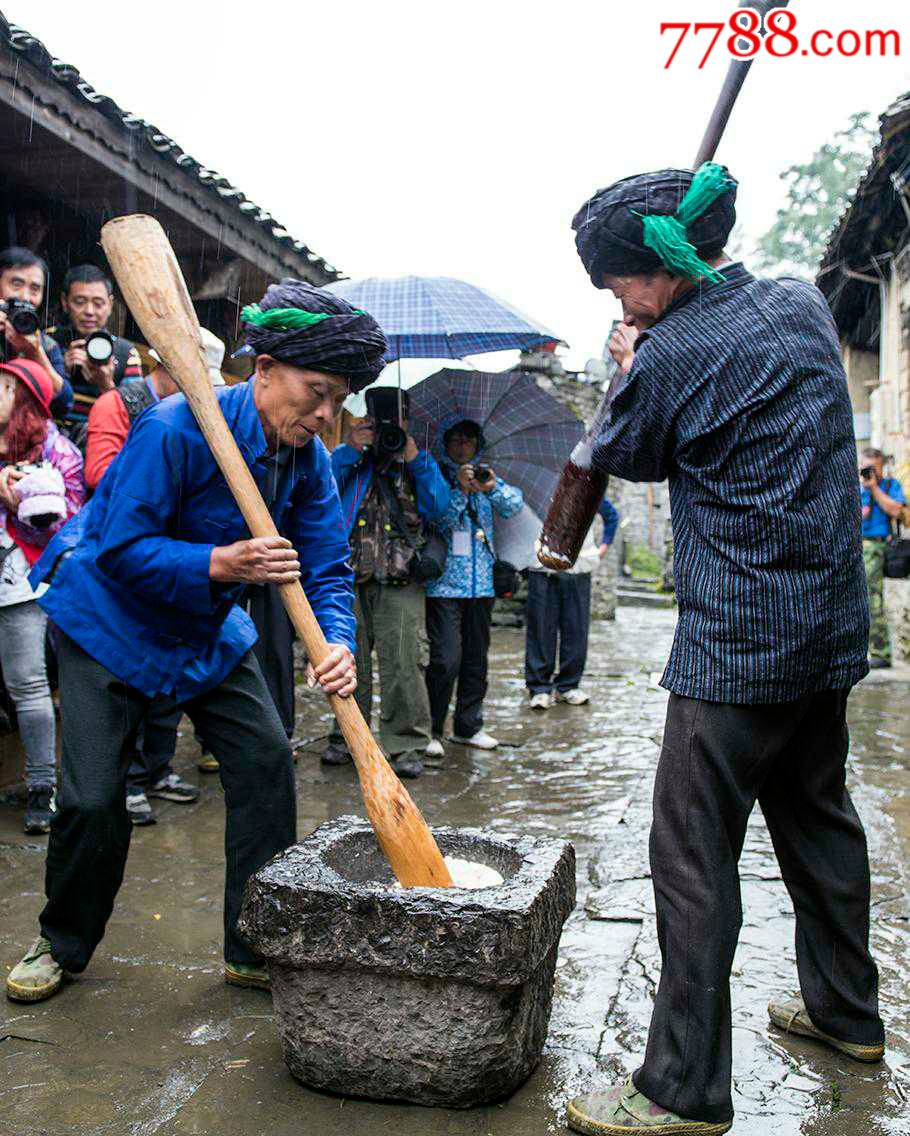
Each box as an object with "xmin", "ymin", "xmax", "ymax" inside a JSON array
[{"xmin": 6, "ymin": 281, "xmax": 386, "ymax": 1005}]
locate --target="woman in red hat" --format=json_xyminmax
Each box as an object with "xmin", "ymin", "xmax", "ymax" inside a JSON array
[{"xmin": 0, "ymin": 358, "xmax": 84, "ymax": 833}]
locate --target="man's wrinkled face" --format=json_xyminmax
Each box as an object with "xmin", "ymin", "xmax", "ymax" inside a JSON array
[
  {"xmin": 254, "ymin": 357, "xmax": 348, "ymax": 448},
  {"xmin": 63, "ymin": 281, "xmax": 114, "ymax": 336},
  {"xmin": 600, "ymin": 271, "xmax": 678, "ymax": 330},
  {"xmin": 0, "ymin": 264, "xmax": 44, "ymax": 308}
]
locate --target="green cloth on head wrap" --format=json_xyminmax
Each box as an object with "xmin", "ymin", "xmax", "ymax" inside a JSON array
[
  {"xmin": 241, "ymin": 303, "xmax": 334, "ymax": 331},
  {"xmin": 632, "ymin": 162, "xmax": 734, "ymax": 284}
]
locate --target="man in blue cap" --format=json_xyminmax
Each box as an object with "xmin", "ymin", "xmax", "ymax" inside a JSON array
[
  {"xmin": 564, "ymin": 166, "xmax": 884, "ymax": 1136},
  {"xmin": 6, "ymin": 281, "xmax": 387, "ymax": 1004}
]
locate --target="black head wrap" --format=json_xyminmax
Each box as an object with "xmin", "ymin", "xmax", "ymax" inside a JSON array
[
  {"xmin": 572, "ymin": 167, "xmax": 738, "ymax": 288},
  {"xmin": 242, "ymin": 279, "xmax": 387, "ymax": 393}
]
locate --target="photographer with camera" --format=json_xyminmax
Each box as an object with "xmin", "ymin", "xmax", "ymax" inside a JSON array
[
  {"xmin": 859, "ymin": 447, "xmax": 906, "ymax": 669},
  {"xmin": 0, "ymin": 358, "xmax": 84, "ymax": 833},
  {"xmin": 48, "ymin": 264, "xmax": 143, "ymax": 450},
  {"xmin": 327, "ymin": 388, "xmax": 450, "ymax": 778},
  {"xmin": 425, "ymin": 418, "xmax": 523, "ymax": 752},
  {"xmin": 0, "ymin": 248, "xmax": 73, "ymax": 420}
]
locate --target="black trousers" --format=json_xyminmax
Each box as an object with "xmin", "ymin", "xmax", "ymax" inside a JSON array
[
  {"xmin": 635, "ymin": 691, "xmax": 884, "ymax": 1124},
  {"xmin": 125, "ymin": 696, "xmax": 181, "ymax": 790},
  {"xmin": 524, "ymin": 571, "xmax": 591, "ymax": 694},
  {"xmin": 41, "ymin": 632, "xmax": 296, "ymax": 970},
  {"xmin": 247, "ymin": 582, "xmax": 296, "ymax": 739},
  {"xmin": 425, "ymin": 597, "xmax": 494, "ymax": 739}
]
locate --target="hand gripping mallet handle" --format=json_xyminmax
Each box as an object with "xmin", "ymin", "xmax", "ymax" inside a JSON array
[
  {"xmin": 100, "ymin": 214, "xmax": 452, "ymax": 889},
  {"xmin": 537, "ymin": 0, "xmax": 792, "ymax": 571}
]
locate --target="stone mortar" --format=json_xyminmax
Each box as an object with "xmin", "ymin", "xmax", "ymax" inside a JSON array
[{"xmin": 238, "ymin": 815, "xmax": 576, "ymax": 1108}]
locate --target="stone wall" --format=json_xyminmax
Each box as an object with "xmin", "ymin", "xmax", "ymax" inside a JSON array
[{"xmin": 884, "ymin": 578, "xmax": 910, "ymax": 663}]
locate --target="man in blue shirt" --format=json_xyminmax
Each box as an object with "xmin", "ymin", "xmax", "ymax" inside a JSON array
[
  {"xmin": 859, "ymin": 446, "xmax": 905, "ymax": 668},
  {"xmin": 6, "ymin": 281, "xmax": 387, "ymax": 1005},
  {"xmin": 564, "ymin": 166, "xmax": 883, "ymax": 1136}
]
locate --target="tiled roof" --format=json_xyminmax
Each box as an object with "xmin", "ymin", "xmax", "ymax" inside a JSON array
[
  {"xmin": 0, "ymin": 12, "xmax": 342, "ymax": 281},
  {"xmin": 817, "ymin": 93, "xmax": 910, "ymax": 341}
]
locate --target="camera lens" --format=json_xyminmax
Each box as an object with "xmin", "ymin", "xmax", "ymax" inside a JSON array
[
  {"xmin": 377, "ymin": 423, "xmax": 407, "ymax": 456},
  {"xmin": 85, "ymin": 329, "xmax": 115, "ymax": 364},
  {"xmin": 9, "ymin": 301, "xmax": 40, "ymax": 336}
]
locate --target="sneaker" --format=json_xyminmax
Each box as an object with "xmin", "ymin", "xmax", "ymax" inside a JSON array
[
  {"xmin": 6, "ymin": 937, "xmax": 65, "ymax": 1003},
  {"xmin": 529, "ymin": 692, "xmax": 552, "ymax": 710},
  {"xmin": 768, "ymin": 995, "xmax": 885, "ymax": 1063},
  {"xmin": 449, "ymin": 729, "xmax": 498, "ymax": 750},
  {"xmin": 556, "ymin": 688, "xmax": 590, "ymax": 706},
  {"xmin": 198, "ymin": 749, "xmax": 220, "ymax": 772},
  {"xmin": 567, "ymin": 1077, "xmax": 732, "ymax": 1135},
  {"xmin": 224, "ymin": 961, "xmax": 270, "ymax": 990},
  {"xmin": 322, "ymin": 742, "xmax": 353, "ymax": 766},
  {"xmin": 869, "ymin": 657, "xmax": 891, "ymax": 670},
  {"xmin": 23, "ymin": 787, "xmax": 55, "ymax": 834},
  {"xmin": 391, "ymin": 753, "xmax": 424, "ymax": 779},
  {"xmin": 149, "ymin": 772, "xmax": 200, "ymax": 803},
  {"xmin": 424, "ymin": 737, "xmax": 445, "ymax": 767},
  {"xmin": 126, "ymin": 790, "xmax": 156, "ymax": 826}
]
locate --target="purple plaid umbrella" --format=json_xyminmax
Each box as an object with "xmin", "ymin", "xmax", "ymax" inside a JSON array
[{"xmin": 407, "ymin": 368, "xmax": 584, "ymax": 569}]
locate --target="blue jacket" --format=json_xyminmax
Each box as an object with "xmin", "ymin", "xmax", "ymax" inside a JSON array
[
  {"xmin": 426, "ymin": 456, "xmax": 523, "ymax": 599},
  {"xmin": 330, "ymin": 444, "xmax": 451, "ymax": 535},
  {"xmin": 861, "ymin": 477, "xmax": 905, "ymax": 539},
  {"xmin": 598, "ymin": 497, "xmax": 619, "ymax": 545},
  {"xmin": 31, "ymin": 380, "xmax": 355, "ymax": 701}
]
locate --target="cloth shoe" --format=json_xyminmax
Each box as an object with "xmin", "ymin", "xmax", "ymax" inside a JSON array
[
  {"xmin": 424, "ymin": 737, "xmax": 445, "ymax": 766},
  {"xmin": 322, "ymin": 742, "xmax": 353, "ymax": 766},
  {"xmin": 224, "ymin": 961, "xmax": 270, "ymax": 990},
  {"xmin": 149, "ymin": 772, "xmax": 200, "ymax": 803},
  {"xmin": 567, "ymin": 1078, "xmax": 731, "ymax": 1135},
  {"xmin": 126, "ymin": 789, "xmax": 156, "ymax": 826},
  {"xmin": 23, "ymin": 787, "xmax": 55, "ymax": 834},
  {"xmin": 6, "ymin": 937, "xmax": 65, "ymax": 1003},
  {"xmin": 767, "ymin": 995, "xmax": 884, "ymax": 1062},
  {"xmin": 198, "ymin": 749, "xmax": 220, "ymax": 772},
  {"xmin": 556, "ymin": 688, "xmax": 590, "ymax": 706},
  {"xmin": 449, "ymin": 729, "xmax": 498, "ymax": 750},
  {"xmin": 529, "ymin": 692, "xmax": 552, "ymax": 710},
  {"xmin": 391, "ymin": 753, "xmax": 424, "ymax": 779}
]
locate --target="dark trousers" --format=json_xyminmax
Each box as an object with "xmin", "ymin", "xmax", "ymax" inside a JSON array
[
  {"xmin": 41, "ymin": 632, "xmax": 296, "ymax": 970},
  {"xmin": 635, "ymin": 691, "xmax": 884, "ymax": 1124},
  {"xmin": 425, "ymin": 597, "xmax": 494, "ymax": 738},
  {"xmin": 126, "ymin": 696, "xmax": 181, "ymax": 790},
  {"xmin": 524, "ymin": 571, "xmax": 591, "ymax": 694},
  {"xmin": 247, "ymin": 582, "xmax": 295, "ymax": 739}
]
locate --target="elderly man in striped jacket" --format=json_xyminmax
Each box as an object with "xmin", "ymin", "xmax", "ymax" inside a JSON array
[{"xmin": 564, "ymin": 165, "xmax": 883, "ymax": 1136}]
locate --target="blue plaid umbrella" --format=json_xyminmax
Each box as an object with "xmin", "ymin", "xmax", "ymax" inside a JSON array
[
  {"xmin": 407, "ymin": 368, "xmax": 584, "ymax": 569},
  {"xmin": 326, "ymin": 275, "xmax": 564, "ymax": 362}
]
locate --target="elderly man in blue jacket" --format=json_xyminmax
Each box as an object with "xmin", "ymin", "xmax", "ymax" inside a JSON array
[
  {"xmin": 326, "ymin": 390, "xmax": 450, "ymax": 778},
  {"xmin": 6, "ymin": 281, "xmax": 387, "ymax": 1004}
]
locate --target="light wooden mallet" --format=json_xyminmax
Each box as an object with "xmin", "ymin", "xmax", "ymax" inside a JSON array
[{"xmin": 100, "ymin": 214, "xmax": 453, "ymax": 889}]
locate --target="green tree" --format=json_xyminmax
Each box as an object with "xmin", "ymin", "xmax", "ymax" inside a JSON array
[{"xmin": 755, "ymin": 111, "xmax": 876, "ymax": 277}]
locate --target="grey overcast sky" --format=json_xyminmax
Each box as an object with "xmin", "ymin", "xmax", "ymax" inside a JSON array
[{"xmin": 12, "ymin": 1, "xmax": 910, "ymax": 371}]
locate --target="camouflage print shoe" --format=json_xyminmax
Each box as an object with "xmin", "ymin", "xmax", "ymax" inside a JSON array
[
  {"xmin": 224, "ymin": 962, "xmax": 270, "ymax": 990},
  {"xmin": 567, "ymin": 1079, "xmax": 732, "ymax": 1135},
  {"xmin": 6, "ymin": 937, "xmax": 65, "ymax": 1003},
  {"xmin": 768, "ymin": 995, "xmax": 885, "ymax": 1063}
]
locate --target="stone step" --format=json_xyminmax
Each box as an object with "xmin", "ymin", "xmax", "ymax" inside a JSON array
[{"xmin": 616, "ymin": 588, "xmax": 676, "ymax": 609}]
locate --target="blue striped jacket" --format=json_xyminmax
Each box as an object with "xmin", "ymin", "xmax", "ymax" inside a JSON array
[{"xmin": 593, "ymin": 262, "xmax": 868, "ymax": 704}]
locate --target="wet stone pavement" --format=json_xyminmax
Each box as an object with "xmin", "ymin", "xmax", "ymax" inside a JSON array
[{"xmin": 1, "ymin": 605, "xmax": 908, "ymax": 1135}]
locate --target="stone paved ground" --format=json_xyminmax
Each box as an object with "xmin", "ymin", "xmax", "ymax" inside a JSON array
[{"xmin": 1, "ymin": 606, "xmax": 908, "ymax": 1135}]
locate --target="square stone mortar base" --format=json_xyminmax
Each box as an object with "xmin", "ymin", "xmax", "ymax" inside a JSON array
[{"xmin": 237, "ymin": 816, "xmax": 576, "ymax": 1108}]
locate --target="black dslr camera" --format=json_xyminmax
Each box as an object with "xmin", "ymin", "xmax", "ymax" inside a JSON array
[
  {"xmin": 365, "ymin": 388, "xmax": 409, "ymax": 460},
  {"xmin": 0, "ymin": 298, "xmax": 40, "ymax": 336}
]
